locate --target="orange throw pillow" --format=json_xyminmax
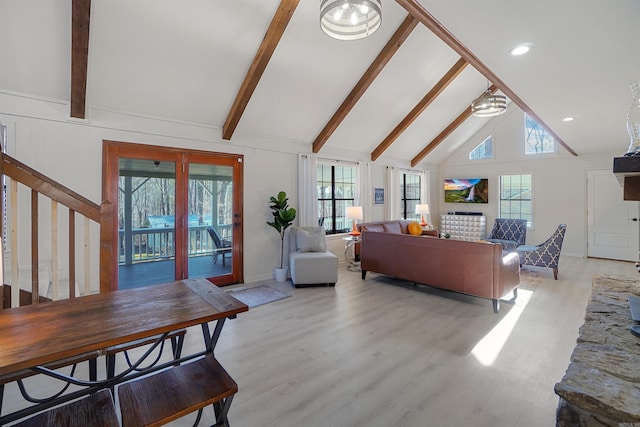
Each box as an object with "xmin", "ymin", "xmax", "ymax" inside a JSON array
[{"xmin": 407, "ymin": 221, "xmax": 422, "ymax": 236}]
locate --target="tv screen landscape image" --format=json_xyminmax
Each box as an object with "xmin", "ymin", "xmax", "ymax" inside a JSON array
[{"xmin": 444, "ymin": 178, "xmax": 489, "ymax": 203}]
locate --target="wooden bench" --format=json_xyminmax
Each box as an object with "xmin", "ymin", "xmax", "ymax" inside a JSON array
[
  {"xmin": 12, "ymin": 389, "xmax": 119, "ymax": 427},
  {"xmin": 118, "ymin": 355, "xmax": 237, "ymax": 427}
]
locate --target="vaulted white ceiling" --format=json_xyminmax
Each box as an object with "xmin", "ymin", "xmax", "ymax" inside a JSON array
[{"xmin": 1, "ymin": 0, "xmax": 639, "ymax": 166}]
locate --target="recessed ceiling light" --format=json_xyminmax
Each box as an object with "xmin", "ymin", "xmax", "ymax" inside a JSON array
[
  {"xmin": 562, "ymin": 117, "xmax": 575, "ymax": 122},
  {"xmin": 509, "ymin": 45, "xmax": 530, "ymax": 56}
]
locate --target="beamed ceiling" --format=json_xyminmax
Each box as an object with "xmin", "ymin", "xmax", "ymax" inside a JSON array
[{"xmin": 2, "ymin": 1, "xmax": 639, "ymax": 166}]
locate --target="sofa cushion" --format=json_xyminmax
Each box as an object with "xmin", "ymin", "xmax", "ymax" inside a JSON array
[
  {"xmin": 361, "ymin": 224, "xmax": 385, "ymax": 233},
  {"xmin": 383, "ymin": 222, "xmax": 403, "ymax": 234},
  {"xmin": 296, "ymin": 228, "xmax": 327, "ymax": 252},
  {"xmin": 289, "ymin": 251, "xmax": 338, "ymax": 284}
]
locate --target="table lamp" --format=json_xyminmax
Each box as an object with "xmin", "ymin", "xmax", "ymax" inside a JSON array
[
  {"xmin": 415, "ymin": 204, "xmax": 430, "ymax": 227},
  {"xmin": 346, "ymin": 206, "xmax": 363, "ymax": 236}
]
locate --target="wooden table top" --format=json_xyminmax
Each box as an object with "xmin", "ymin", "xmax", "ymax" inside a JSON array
[{"xmin": 0, "ymin": 278, "xmax": 248, "ymax": 376}]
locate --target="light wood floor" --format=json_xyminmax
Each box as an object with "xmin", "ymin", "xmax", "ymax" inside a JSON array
[{"xmin": 3, "ymin": 256, "xmax": 637, "ymax": 427}]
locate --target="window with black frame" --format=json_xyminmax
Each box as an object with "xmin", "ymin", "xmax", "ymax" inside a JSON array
[
  {"xmin": 317, "ymin": 162, "xmax": 357, "ymax": 234},
  {"xmin": 400, "ymin": 172, "xmax": 421, "ymax": 220}
]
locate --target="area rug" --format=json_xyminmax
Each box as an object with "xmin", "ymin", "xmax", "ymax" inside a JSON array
[{"xmin": 226, "ymin": 285, "xmax": 290, "ymax": 308}]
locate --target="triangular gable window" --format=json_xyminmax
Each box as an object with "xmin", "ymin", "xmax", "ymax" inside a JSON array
[
  {"xmin": 469, "ymin": 135, "xmax": 492, "ymax": 160},
  {"xmin": 525, "ymin": 114, "xmax": 556, "ymax": 154}
]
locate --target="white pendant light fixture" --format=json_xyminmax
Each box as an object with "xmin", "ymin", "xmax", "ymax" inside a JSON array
[
  {"xmin": 471, "ymin": 89, "xmax": 508, "ymax": 117},
  {"xmin": 320, "ymin": 0, "xmax": 382, "ymax": 41}
]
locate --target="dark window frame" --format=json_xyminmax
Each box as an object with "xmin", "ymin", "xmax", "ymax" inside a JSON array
[
  {"xmin": 317, "ymin": 163, "xmax": 356, "ymax": 234},
  {"xmin": 400, "ymin": 172, "xmax": 421, "ymax": 220}
]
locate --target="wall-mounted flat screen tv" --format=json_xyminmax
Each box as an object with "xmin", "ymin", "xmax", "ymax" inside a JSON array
[{"xmin": 444, "ymin": 178, "xmax": 488, "ymax": 203}]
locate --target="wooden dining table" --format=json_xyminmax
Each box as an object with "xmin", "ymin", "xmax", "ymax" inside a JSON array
[{"xmin": 0, "ymin": 278, "xmax": 248, "ymax": 425}]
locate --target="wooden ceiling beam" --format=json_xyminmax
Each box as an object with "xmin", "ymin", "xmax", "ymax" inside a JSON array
[
  {"xmin": 222, "ymin": 0, "xmax": 300, "ymax": 141},
  {"xmin": 70, "ymin": 0, "xmax": 91, "ymax": 119},
  {"xmin": 371, "ymin": 57, "xmax": 467, "ymax": 161},
  {"xmin": 396, "ymin": 0, "xmax": 577, "ymax": 156},
  {"xmin": 312, "ymin": 15, "xmax": 419, "ymax": 154},
  {"xmin": 411, "ymin": 85, "xmax": 498, "ymax": 167}
]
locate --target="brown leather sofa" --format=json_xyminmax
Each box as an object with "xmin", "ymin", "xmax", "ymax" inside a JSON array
[{"xmin": 357, "ymin": 220, "xmax": 520, "ymax": 313}]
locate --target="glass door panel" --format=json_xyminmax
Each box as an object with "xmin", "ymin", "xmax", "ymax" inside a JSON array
[
  {"xmin": 187, "ymin": 163, "xmax": 234, "ymax": 281},
  {"xmin": 118, "ymin": 158, "xmax": 176, "ymax": 289}
]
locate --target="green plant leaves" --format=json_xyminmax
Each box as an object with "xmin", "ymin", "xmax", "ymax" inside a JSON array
[
  {"xmin": 267, "ymin": 191, "xmax": 297, "ymax": 269},
  {"xmin": 267, "ymin": 191, "xmax": 296, "ymax": 234}
]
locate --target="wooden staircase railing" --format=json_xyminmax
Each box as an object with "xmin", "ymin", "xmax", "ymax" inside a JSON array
[{"xmin": 0, "ymin": 153, "xmax": 113, "ymax": 308}]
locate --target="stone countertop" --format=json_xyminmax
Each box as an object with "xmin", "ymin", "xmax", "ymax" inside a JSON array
[{"xmin": 555, "ymin": 274, "xmax": 640, "ymax": 426}]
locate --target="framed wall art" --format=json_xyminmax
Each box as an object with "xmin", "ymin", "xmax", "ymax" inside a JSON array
[{"xmin": 373, "ymin": 187, "xmax": 385, "ymax": 205}]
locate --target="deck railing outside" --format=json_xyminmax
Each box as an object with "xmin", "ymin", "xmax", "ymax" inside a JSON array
[{"xmin": 118, "ymin": 224, "xmax": 232, "ymax": 264}]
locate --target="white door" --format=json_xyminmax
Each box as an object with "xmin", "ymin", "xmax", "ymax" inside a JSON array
[{"xmin": 587, "ymin": 169, "xmax": 639, "ymax": 261}]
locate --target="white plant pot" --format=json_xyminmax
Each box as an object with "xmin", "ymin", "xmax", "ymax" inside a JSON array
[{"xmin": 274, "ymin": 267, "xmax": 288, "ymax": 282}]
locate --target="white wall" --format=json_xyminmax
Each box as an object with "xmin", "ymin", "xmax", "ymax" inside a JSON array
[
  {"xmin": 436, "ymin": 103, "xmax": 623, "ymax": 257},
  {"xmin": 1, "ymin": 90, "xmax": 424, "ymax": 287},
  {"xmin": 0, "ymin": 91, "xmax": 307, "ymax": 286},
  {"xmin": 2, "ymin": 90, "xmax": 624, "ymax": 290}
]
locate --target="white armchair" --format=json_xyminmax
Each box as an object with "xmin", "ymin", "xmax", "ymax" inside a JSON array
[{"xmin": 284, "ymin": 226, "xmax": 338, "ymax": 287}]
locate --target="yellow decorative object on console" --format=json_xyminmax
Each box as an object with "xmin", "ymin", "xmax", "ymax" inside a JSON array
[{"xmin": 407, "ymin": 221, "xmax": 422, "ymax": 236}]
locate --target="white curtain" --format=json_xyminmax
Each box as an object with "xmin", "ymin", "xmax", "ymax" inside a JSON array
[
  {"xmin": 359, "ymin": 162, "xmax": 371, "ymax": 222},
  {"xmin": 385, "ymin": 166, "xmax": 398, "ymax": 220},
  {"xmin": 419, "ymin": 169, "xmax": 428, "ymax": 204},
  {"xmin": 297, "ymin": 153, "xmax": 318, "ymax": 227}
]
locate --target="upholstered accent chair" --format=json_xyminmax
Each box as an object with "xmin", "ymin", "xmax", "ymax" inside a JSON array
[
  {"xmin": 516, "ymin": 224, "xmax": 566, "ymax": 280},
  {"xmin": 285, "ymin": 226, "xmax": 338, "ymax": 287},
  {"xmin": 486, "ymin": 218, "xmax": 528, "ymax": 251}
]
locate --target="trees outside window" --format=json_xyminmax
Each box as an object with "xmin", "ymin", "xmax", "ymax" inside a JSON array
[
  {"xmin": 317, "ymin": 162, "xmax": 357, "ymax": 234},
  {"xmin": 525, "ymin": 114, "xmax": 555, "ymax": 154},
  {"xmin": 400, "ymin": 173, "xmax": 421, "ymax": 220}
]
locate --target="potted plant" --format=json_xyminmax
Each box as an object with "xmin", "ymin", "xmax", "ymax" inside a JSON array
[{"xmin": 267, "ymin": 191, "xmax": 296, "ymax": 281}]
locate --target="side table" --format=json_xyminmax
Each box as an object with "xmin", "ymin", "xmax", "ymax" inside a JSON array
[{"xmin": 342, "ymin": 235, "xmax": 361, "ymax": 272}]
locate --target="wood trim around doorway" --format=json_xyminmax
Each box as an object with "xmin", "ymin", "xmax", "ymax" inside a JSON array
[{"xmin": 102, "ymin": 140, "xmax": 244, "ymax": 289}]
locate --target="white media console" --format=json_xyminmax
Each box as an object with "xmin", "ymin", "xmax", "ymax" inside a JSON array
[{"xmin": 440, "ymin": 214, "xmax": 486, "ymax": 241}]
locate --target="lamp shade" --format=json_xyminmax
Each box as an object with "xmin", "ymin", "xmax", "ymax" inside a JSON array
[
  {"xmin": 346, "ymin": 206, "xmax": 364, "ymax": 220},
  {"xmin": 414, "ymin": 204, "xmax": 430, "ymax": 215},
  {"xmin": 320, "ymin": 0, "xmax": 382, "ymax": 41},
  {"xmin": 471, "ymin": 90, "xmax": 508, "ymax": 117}
]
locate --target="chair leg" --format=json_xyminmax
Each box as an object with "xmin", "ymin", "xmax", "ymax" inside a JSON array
[
  {"xmin": 212, "ymin": 395, "xmax": 234, "ymax": 427},
  {"xmin": 170, "ymin": 334, "xmax": 185, "ymax": 366},
  {"xmin": 553, "ymin": 268, "xmax": 558, "ymax": 280},
  {"xmin": 106, "ymin": 354, "xmax": 116, "ymax": 379},
  {"xmin": 89, "ymin": 358, "xmax": 97, "ymax": 381},
  {"xmin": 214, "ymin": 251, "xmax": 219, "ymax": 264}
]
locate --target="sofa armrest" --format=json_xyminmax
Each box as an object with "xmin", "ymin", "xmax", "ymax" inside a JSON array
[{"xmin": 496, "ymin": 251, "xmax": 520, "ymax": 298}]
